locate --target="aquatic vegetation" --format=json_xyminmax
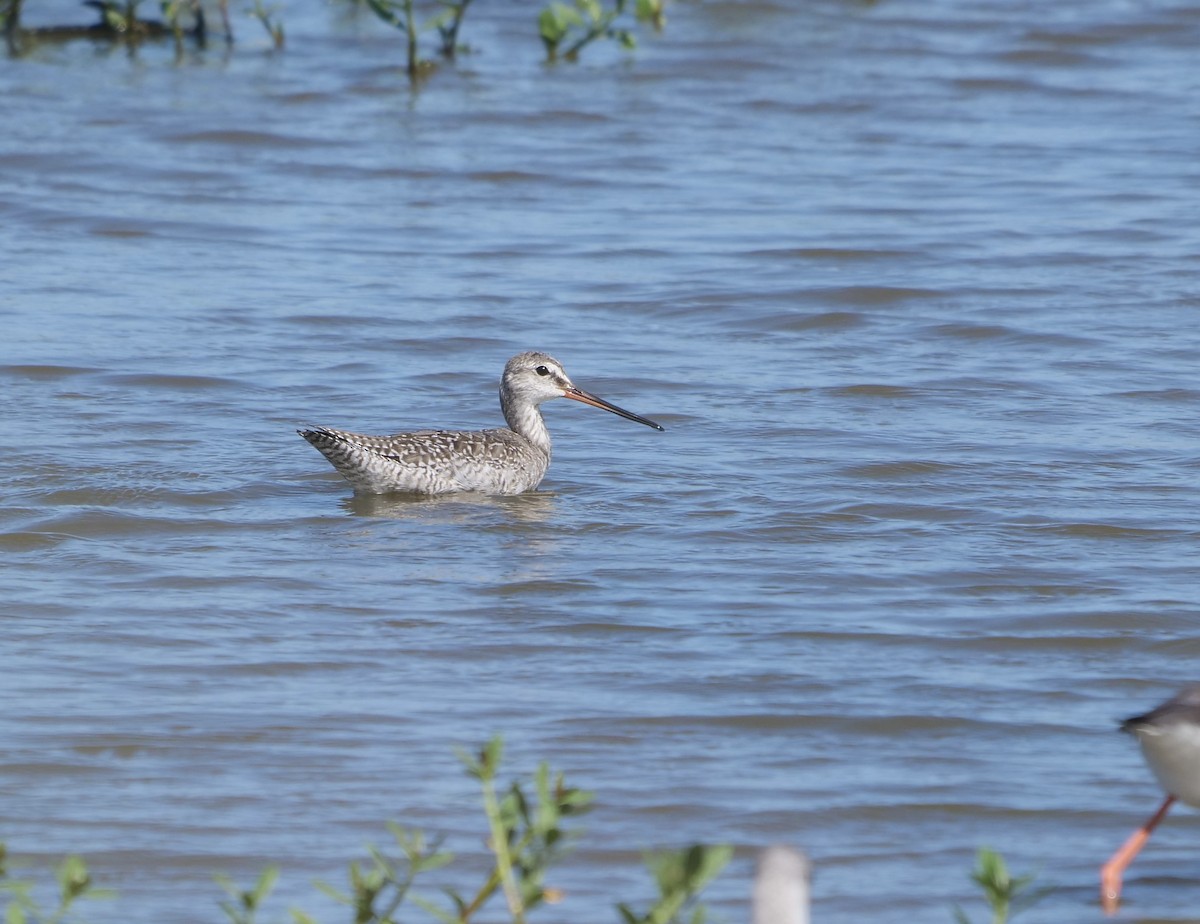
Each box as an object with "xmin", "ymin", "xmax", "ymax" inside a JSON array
[
  {"xmin": 0, "ymin": 0, "xmax": 23, "ymax": 35},
  {"xmin": 617, "ymin": 843, "xmax": 733, "ymax": 924},
  {"xmin": 355, "ymin": 0, "xmax": 424, "ymax": 77},
  {"xmin": 538, "ymin": 0, "xmax": 664, "ymax": 62},
  {"xmin": 952, "ymin": 847, "xmax": 1051, "ymax": 924},
  {"xmin": 337, "ymin": 0, "xmax": 475, "ymax": 76},
  {"xmin": 1, "ymin": 736, "xmax": 730, "ymax": 924},
  {"xmin": 4, "ymin": 0, "xmax": 669, "ymax": 70},
  {"xmin": 247, "ymin": 0, "xmax": 283, "ymax": 48},
  {"xmin": 3, "ymin": 0, "xmax": 207, "ymax": 52},
  {"xmin": 0, "ymin": 844, "xmax": 113, "ymax": 924},
  {"xmin": 430, "ymin": 0, "xmax": 472, "ymax": 58},
  {"xmin": 216, "ymin": 866, "xmax": 279, "ymax": 924}
]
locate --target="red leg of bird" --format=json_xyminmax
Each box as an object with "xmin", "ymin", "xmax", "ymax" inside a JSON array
[{"xmin": 1101, "ymin": 794, "xmax": 1177, "ymax": 914}]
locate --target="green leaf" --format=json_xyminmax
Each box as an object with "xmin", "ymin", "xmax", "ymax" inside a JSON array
[
  {"xmin": 411, "ymin": 894, "xmax": 459, "ymax": 924},
  {"xmin": 446, "ymin": 888, "xmax": 469, "ymax": 916},
  {"xmin": 537, "ymin": 7, "xmax": 562, "ymax": 44},
  {"xmin": 56, "ymin": 855, "xmax": 92, "ymax": 903},
  {"xmin": 252, "ymin": 866, "xmax": 279, "ymax": 904},
  {"xmin": 622, "ymin": 845, "xmax": 732, "ymax": 924},
  {"xmin": 416, "ymin": 850, "xmax": 455, "ymax": 874},
  {"xmin": 482, "ymin": 736, "xmax": 503, "ymax": 775},
  {"xmin": 511, "ymin": 780, "xmax": 532, "ymax": 826},
  {"xmin": 312, "ymin": 879, "xmax": 351, "ymax": 906},
  {"xmin": 458, "ymin": 736, "xmax": 504, "ymax": 781},
  {"xmin": 538, "ymin": 1, "xmax": 579, "ymax": 46},
  {"xmin": 560, "ymin": 787, "xmax": 594, "ymax": 813},
  {"xmin": 958, "ymin": 847, "xmax": 1052, "ymax": 924}
]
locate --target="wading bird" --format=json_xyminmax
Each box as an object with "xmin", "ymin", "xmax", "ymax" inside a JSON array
[
  {"xmin": 1101, "ymin": 684, "xmax": 1200, "ymax": 913},
  {"xmin": 299, "ymin": 351, "xmax": 664, "ymax": 496}
]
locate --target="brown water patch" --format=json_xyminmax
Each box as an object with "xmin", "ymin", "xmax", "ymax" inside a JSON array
[
  {"xmin": 0, "ymin": 364, "xmax": 98, "ymax": 379},
  {"xmin": 165, "ymin": 130, "xmax": 336, "ymax": 148},
  {"xmin": 745, "ymin": 311, "xmax": 866, "ymax": 332},
  {"xmin": 821, "ymin": 286, "xmax": 942, "ymax": 306},
  {"xmin": 744, "ymin": 247, "xmax": 916, "ymax": 261},
  {"xmin": 97, "ymin": 372, "xmax": 243, "ymax": 389},
  {"xmin": 828, "ymin": 384, "xmax": 921, "ymax": 398},
  {"xmin": 842, "ymin": 460, "xmax": 961, "ymax": 480}
]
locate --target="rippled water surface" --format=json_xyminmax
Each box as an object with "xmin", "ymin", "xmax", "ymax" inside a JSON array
[{"xmin": 3, "ymin": 2, "xmax": 1200, "ymax": 921}]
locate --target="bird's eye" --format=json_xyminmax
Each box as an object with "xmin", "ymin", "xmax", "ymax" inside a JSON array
[{"xmin": 535, "ymin": 366, "xmax": 550, "ymax": 376}]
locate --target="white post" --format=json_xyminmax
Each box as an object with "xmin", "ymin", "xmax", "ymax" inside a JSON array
[{"xmin": 752, "ymin": 845, "xmax": 811, "ymax": 924}]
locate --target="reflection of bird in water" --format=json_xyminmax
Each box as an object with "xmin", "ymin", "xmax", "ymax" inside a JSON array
[
  {"xmin": 1101, "ymin": 685, "xmax": 1200, "ymax": 913},
  {"xmin": 343, "ymin": 488, "xmax": 557, "ymax": 525},
  {"xmin": 300, "ymin": 351, "xmax": 664, "ymax": 496}
]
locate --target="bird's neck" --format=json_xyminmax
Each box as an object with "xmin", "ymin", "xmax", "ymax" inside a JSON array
[{"xmin": 502, "ymin": 394, "xmax": 552, "ymax": 457}]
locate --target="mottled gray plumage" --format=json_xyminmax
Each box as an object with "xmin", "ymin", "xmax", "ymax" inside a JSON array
[{"xmin": 299, "ymin": 351, "xmax": 664, "ymax": 496}]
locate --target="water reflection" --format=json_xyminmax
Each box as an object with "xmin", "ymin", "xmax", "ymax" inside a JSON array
[{"xmin": 343, "ymin": 489, "xmax": 557, "ymax": 525}]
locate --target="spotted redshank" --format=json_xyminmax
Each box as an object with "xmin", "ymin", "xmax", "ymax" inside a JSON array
[{"xmin": 299, "ymin": 351, "xmax": 664, "ymax": 495}]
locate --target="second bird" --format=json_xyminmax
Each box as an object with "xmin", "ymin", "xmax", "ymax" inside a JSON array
[{"xmin": 299, "ymin": 351, "xmax": 665, "ymax": 496}]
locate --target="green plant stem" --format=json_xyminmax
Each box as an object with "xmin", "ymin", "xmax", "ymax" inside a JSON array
[
  {"xmin": 457, "ymin": 814, "xmax": 550, "ymax": 921},
  {"xmin": 480, "ymin": 773, "xmax": 526, "ymax": 924},
  {"xmin": 438, "ymin": 0, "xmax": 471, "ymax": 57},
  {"xmin": 403, "ymin": 0, "xmax": 416, "ymax": 77},
  {"xmin": 554, "ymin": 0, "xmax": 633, "ymax": 60},
  {"xmin": 3, "ymin": 0, "xmax": 24, "ymax": 34},
  {"xmin": 459, "ymin": 867, "xmax": 502, "ymax": 921},
  {"xmin": 373, "ymin": 865, "xmax": 417, "ymax": 924}
]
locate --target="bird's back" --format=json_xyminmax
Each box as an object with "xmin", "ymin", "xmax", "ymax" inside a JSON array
[
  {"xmin": 1123, "ymin": 685, "xmax": 1200, "ymax": 807},
  {"xmin": 299, "ymin": 425, "xmax": 549, "ymax": 495}
]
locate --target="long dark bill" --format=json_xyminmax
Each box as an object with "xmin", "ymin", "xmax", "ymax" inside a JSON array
[{"xmin": 564, "ymin": 387, "xmax": 665, "ymax": 431}]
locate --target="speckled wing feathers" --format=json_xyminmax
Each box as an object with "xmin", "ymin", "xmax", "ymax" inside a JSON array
[{"xmin": 299, "ymin": 426, "xmax": 550, "ymax": 495}]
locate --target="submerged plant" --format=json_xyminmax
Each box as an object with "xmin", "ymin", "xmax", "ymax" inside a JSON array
[
  {"xmin": 247, "ymin": 0, "xmax": 284, "ymax": 48},
  {"xmin": 952, "ymin": 847, "xmax": 1051, "ymax": 924},
  {"xmin": 538, "ymin": 0, "xmax": 663, "ymax": 62},
  {"xmin": 617, "ymin": 844, "xmax": 732, "ymax": 924},
  {"xmin": 216, "ymin": 865, "xmax": 279, "ymax": 924},
  {"xmin": 354, "ymin": 0, "xmax": 476, "ymax": 77},
  {"xmin": 159, "ymin": 0, "xmax": 209, "ymax": 52},
  {"xmin": 289, "ymin": 734, "xmax": 596, "ymax": 923},
  {"xmin": 0, "ymin": 844, "xmax": 114, "ymax": 924},
  {"xmin": 431, "ymin": 0, "xmax": 472, "ymax": 58},
  {"xmin": 2, "ymin": 736, "xmax": 729, "ymax": 923},
  {"xmin": 292, "ymin": 824, "xmax": 452, "ymax": 924},
  {"xmin": 358, "ymin": 0, "xmax": 421, "ymax": 76},
  {"xmin": 444, "ymin": 735, "xmax": 596, "ymax": 922},
  {"xmin": 1, "ymin": 0, "xmax": 23, "ymax": 34},
  {"xmin": 5, "ymin": 0, "xmax": 670, "ymax": 65}
]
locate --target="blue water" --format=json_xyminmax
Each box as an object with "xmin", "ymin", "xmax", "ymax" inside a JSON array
[{"xmin": 3, "ymin": 2, "xmax": 1200, "ymax": 921}]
